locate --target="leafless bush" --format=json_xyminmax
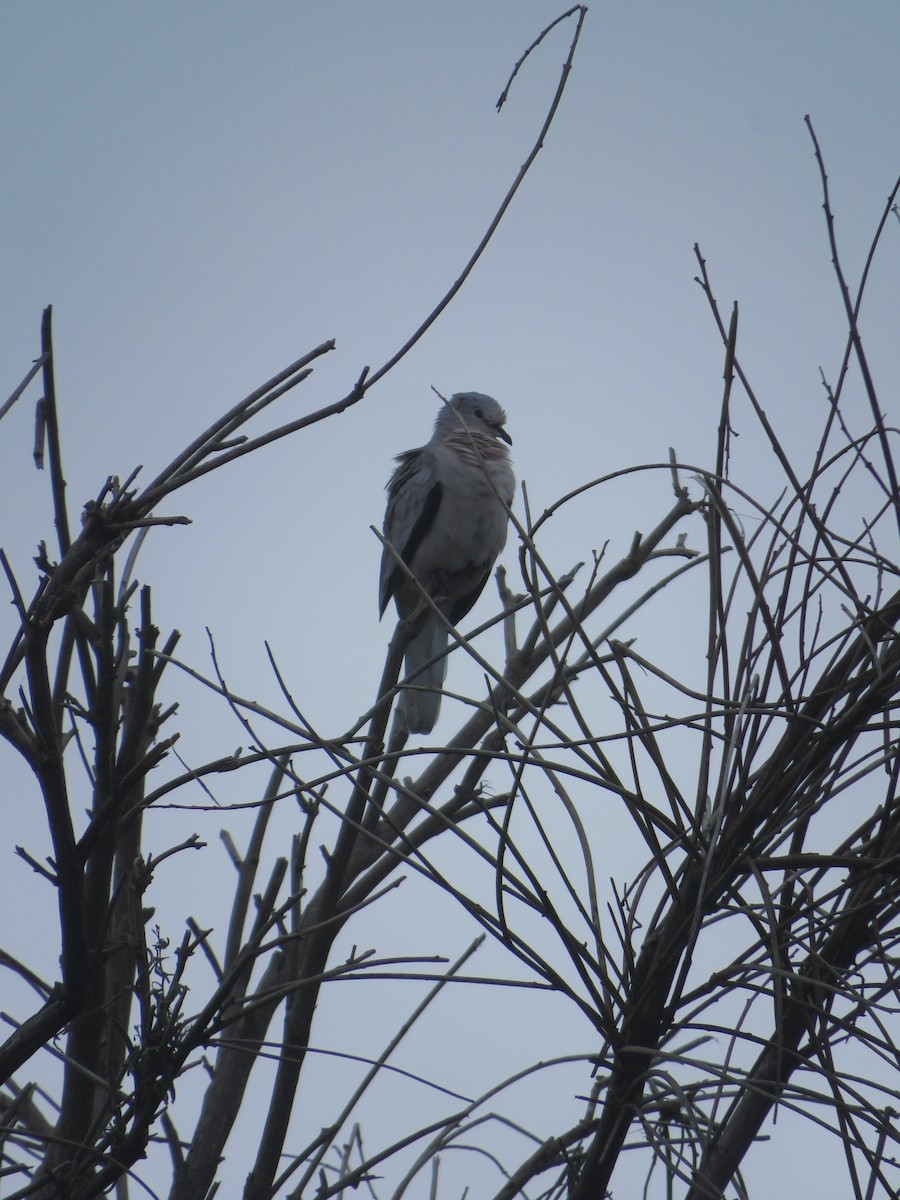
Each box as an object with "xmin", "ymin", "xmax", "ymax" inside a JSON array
[{"xmin": 2, "ymin": 8, "xmax": 900, "ymax": 1198}]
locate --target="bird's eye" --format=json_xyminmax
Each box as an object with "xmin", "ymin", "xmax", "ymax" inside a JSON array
[{"xmin": 474, "ymin": 408, "xmax": 483, "ymax": 419}]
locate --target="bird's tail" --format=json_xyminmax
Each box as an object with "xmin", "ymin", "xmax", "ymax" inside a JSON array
[{"xmin": 400, "ymin": 615, "xmax": 448, "ymax": 734}]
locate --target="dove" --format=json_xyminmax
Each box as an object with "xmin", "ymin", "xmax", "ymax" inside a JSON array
[{"xmin": 380, "ymin": 393, "xmax": 514, "ymax": 733}]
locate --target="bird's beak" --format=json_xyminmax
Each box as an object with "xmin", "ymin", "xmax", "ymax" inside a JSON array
[{"xmin": 496, "ymin": 426, "xmax": 513, "ymax": 446}]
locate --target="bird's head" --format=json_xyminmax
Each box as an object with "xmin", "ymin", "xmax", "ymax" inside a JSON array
[{"xmin": 436, "ymin": 392, "xmax": 512, "ymax": 445}]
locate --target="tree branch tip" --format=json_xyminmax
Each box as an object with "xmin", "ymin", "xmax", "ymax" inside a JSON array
[
  {"xmin": 212, "ymin": 434, "xmax": 249, "ymax": 452},
  {"xmin": 109, "ymin": 515, "xmax": 192, "ymax": 532},
  {"xmin": 219, "ymin": 829, "xmax": 242, "ymax": 870},
  {"xmin": 496, "ymin": 4, "xmax": 587, "ymax": 112},
  {"xmin": 14, "ymin": 845, "xmax": 57, "ymax": 883}
]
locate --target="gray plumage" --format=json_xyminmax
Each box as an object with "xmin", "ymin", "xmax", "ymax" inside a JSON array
[{"xmin": 380, "ymin": 392, "xmax": 515, "ymax": 734}]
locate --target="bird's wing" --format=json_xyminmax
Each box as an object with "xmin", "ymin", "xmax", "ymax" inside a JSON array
[
  {"xmin": 446, "ymin": 565, "xmax": 494, "ymax": 625},
  {"xmin": 379, "ymin": 446, "xmax": 443, "ymax": 616}
]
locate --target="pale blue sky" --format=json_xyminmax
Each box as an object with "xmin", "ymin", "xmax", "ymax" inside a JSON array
[
  {"xmin": 3, "ymin": 4, "xmax": 897, "ymax": 652},
  {"xmin": 2, "ymin": 3, "xmax": 899, "ymax": 1196}
]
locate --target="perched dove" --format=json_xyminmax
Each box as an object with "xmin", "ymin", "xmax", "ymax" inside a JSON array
[{"xmin": 379, "ymin": 393, "xmax": 515, "ymax": 734}]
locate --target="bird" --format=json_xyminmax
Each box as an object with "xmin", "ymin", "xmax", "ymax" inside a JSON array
[{"xmin": 379, "ymin": 392, "xmax": 515, "ymax": 734}]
